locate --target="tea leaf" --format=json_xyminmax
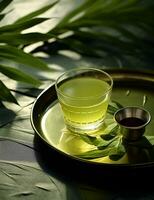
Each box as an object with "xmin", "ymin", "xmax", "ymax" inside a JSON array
[
  {"xmin": 112, "ymin": 100, "xmax": 123, "ymax": 109},
  {"xmin": 107, "ymin": 104, "xmax": 119, "ymax": 115},
  {"xmin": 109, "ymin": 137, "xmax": 126, "ymax": 160},
  {"xmin": 97, "ymin": 136, "xmax": 119, "ymax": 150},
  {"xmin": 101, "ymin": 125, "xmax": 119, "ymax": 140},
  {"xmin": 76, "ymin": 148, "xmax": 111, "ymax": 159},
  {"xmin": 78, "ymin": 134, "xmax": 102, "ymax": 146}
]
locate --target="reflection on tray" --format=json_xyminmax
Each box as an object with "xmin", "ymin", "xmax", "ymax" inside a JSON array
[{"xmin": 41, "ymin": 102, "xmax": 154, "ymax": 165}]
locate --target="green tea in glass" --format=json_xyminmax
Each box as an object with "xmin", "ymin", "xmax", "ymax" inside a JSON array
[{"xmin": 55, "ymin": 68, "xmax": 113, "ymax": 133}]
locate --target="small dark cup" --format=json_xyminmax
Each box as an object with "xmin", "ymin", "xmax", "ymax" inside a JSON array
[{"xmin": 114, "ymin": 107, "xmax": 151, "ymax": 141}]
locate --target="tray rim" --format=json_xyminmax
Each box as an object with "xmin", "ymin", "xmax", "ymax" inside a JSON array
[{"xmin": 31, "ymin": 68, "xmax": 154, "ymax": 169}]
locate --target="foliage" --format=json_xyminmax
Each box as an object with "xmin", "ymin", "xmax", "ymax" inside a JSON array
[
  {"xmin": 34, "ymin": 0, "xmax": 154, "ymax": 68},
  {"xmin": 0, "ymin": 0, "xmax": 154, "ymax": 104},
  {"xmin": 0, "ymin": 0, "xmax": 59, "ymax": 104}
]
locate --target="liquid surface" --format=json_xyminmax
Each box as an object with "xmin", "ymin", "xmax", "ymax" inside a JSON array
[
  {"xmin": 58, "ymin": 77, "xmax": 111, "ymax": 131},
  {"xmin": 120, "ymin": 117, "xmax": 144, "ymax": 127},
  {"xmin": 59, "ymin": 77, "xmax": 110, "ymax": 99}
]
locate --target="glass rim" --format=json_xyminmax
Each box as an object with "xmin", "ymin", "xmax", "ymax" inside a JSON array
[{"xmin": 55, "ymin": 67, "xmax": 113, "ymax": 100}]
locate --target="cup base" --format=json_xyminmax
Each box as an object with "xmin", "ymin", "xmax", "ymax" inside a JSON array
[{"xmin": 65, "ymin": 118, "xmax": 105, "ymax": 134}]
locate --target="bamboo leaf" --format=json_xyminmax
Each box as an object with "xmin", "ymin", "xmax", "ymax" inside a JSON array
[
  {"xmin": 53, "ymin": 0, "xmax": 95, "ymax": 29},
  {"xmin": 0, "ymin": 14, "xmax": 5, "ymax": 21},
  {"xmin": 0, "ymin": 18, "xmax": 50, "ymax": 33},
  {"xmin": 0, "ymin": 81, "xmax": 18, "ymax": 104},
  {"xmin": 0, "ymin": 64, "xmax": 41, "ymax": 86},
  {"xmin": 0, "ymin": 0, "xmax": 13, "ymax": 12},
  {"xmin": 0, "ymin": 45, "xmax": 49, "ymax": 70},
  {"xmin": 0, "ymin": 32, "xmax": 53, "ymax": 45},
  {"xmin": 15, "ymin": 1, "xmax": 59, "ymax": 24}
]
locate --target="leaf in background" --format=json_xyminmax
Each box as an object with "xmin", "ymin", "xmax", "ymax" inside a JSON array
[
  {"xmin": 0, "ymin": 45, "xmax": 49, "ymax": 70},
  {"xmin": 0, "ymin": 32, "xmax": 53, "ymax": 45},
  {"xmin": 0, "ymin": 18, "xmax": 50, "ymax": 33},
  {"xmin": 53, "ymin": 0, "xmax": 95, "ymax": 30},
  {"xmin": 0, "ymin": 0, "xmax": 13, "ymax": 12},
  {"xmin": 14, "ymin": 0, "xmax": 59, "ymax": 24},
  {"xmin": 0, "ymin": 64, "xmax": 41, "ymax": 86},
  {"xmin": 0, "ymin": 81, "xmax": 18, "ymax": 104},
  {"xmin": 0, "ymin": 161, "xmax": 62, "ymax": 200},
  {"xmin": 0, "ymin": 13, "xmax": 5, "ymax": 21}
]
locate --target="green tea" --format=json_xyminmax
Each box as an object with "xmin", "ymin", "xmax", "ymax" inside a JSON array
[{"xmin": 58, "ymin": 77, "xmax": 111, "ymax": 132}]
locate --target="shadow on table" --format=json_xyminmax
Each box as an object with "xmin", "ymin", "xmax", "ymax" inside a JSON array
[{"xmin": 34, "ymin": 134, "xmax": 154, "ymax": 193}]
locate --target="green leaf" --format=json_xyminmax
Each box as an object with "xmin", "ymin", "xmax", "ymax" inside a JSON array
[
  {"xmin": 0, "ymin": 64, "xmax": 41, "ymax": 86},
  {"xmin": 0, "ymin": 18, "xmax": 50, "ymax": 33},
  {"xmin": 101, "ymin": 125, "xmax": 119, "ymax": 140},
  {"xmin": 0, "ymin": 81, "xmax": 18, "ymax": 104},
  {"xmin": 53, "ymin": 0, "xmax": 95, "ymax": 29},
  {"xmin": 97, "ymin": 136, "xmax": 119, "ymax": 150},
  {"xmin": 0, "ymin": 0, "xmax": 13, "ymax": 12},
  {"xmin": 15, "ymin": 1, "xmax": 59, "ymax": 24},
  {"xmin": 78, "ymin": 133, "xmax": 101, "ymax": 146},
  {"xmin": 0, "ymin": 32, "xmax": 53, "ymax": 45},
  {"xmin": 0, "ymin": 45, "xmax": 49, "ymax": 70},
  {"xmin": 0, "ymin": 14, "xmax": 5, "ymax": 21},
  {"xmin": 107, "ymin": 100, "xmax": 123, "ymax": 115},
  {"xmin": 109, "ymin": 137, "xmax": 126, "ymax": 160},
  {"xmin": 107, "ymin": 104, "xmax": 119, "ymax": 115},
  {"xmin": 76, "ymin": 148, "xmax": 111, "ymax": 159}
]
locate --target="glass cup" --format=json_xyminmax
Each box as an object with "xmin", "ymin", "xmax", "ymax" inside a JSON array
[{"xmin": 55, "ymin": 68, "xmax": 113, "ymax": 133}]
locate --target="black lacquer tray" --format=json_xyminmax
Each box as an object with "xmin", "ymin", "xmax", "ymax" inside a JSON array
[{"xmin": 31, "ymin": 69, "xmax": 154, "ymax": 176}]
